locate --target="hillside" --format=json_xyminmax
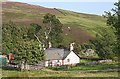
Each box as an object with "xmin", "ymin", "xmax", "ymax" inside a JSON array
[{"xmin": 2, "ymin": 2, "xmax": 112, "ymax": 44}]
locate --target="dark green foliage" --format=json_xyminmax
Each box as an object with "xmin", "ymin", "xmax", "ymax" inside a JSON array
[
  {"xmin": 13, "ymin": 40, "xmax": 44, "ymax": 65},
  {"xmin": 2, "ymin": 21, "xmax": 19, "ymax": 54},
  {"xmin": 104, "ymin": 1, "xmax": 120, "ymax": 56},
  {"xmin": 90, "ymin": 30, "xmax": 117, "ymax": 59},
  {"xmin": 30, "ymin": 23, "xmax": 42, "ymax": 34},
  {"xmin": 27, "ymin": 23, "xmax": 42, "ymax": 39},
  {"xmin": 2, "ymin": 21, "xmax": 44, "ymax": 70},
  {"xmin": 73, "ymin": 42, "xmax": 82, "ymax": 55},
  {"xmin": 43, "ymin": 13, "xmax": 63, "ymax": 47}
]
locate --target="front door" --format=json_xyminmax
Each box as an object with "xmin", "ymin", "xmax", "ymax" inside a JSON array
[{"xmin": 48, "ymin": 60, "xmax": 52, "ymax": 67}]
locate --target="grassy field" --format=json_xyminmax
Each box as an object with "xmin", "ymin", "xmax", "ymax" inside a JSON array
[
  {"xmin": 1, "ymin": 69, "xmax": 119, "ymax": 77},
  {"xmin": 1, "ymin": 62, "xmax": 119, "ymax": 77},
  {"xmin": 48, "ymin": 62, "xmax": 119, "ymax": 71},
  {"xmin": 2, "ymin": 2, "xmax": 116, "ymax": 44},
  {"xmin": 57, "ymin": 10, "xmax": 114, "ymax": 37}
]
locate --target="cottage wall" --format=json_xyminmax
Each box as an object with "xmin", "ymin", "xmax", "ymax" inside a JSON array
[
  {"xmin": 45, "ymin": 60, "xmax": 62, "ymax": 67},
  {"xmin": 63, "ymin": 51, "xmax": 80, "ymax": 65}
]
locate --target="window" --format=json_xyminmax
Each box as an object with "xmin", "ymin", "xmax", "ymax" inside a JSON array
[{"xmin": 67, "ymin": 59, "xmax": 70, "ymax": 62}]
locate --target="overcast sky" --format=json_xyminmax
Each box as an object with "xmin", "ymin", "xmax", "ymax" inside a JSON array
[{"xmin": 7, "ymin": 0, "xmax": 117, "ymax": 15}]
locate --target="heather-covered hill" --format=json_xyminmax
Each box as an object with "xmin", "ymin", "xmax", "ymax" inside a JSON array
[{"xmin": 2, "ymin": 2, "xmax": 113, "ymax": 44}]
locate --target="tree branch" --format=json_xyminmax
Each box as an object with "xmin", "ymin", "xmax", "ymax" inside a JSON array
[
  {"xmin": 34, "ymin": 34, "xmax": 42, "ymax": 44},
  {"xmin": 48, "ymin": 27, "xmax": 51, "ymax": 35}
]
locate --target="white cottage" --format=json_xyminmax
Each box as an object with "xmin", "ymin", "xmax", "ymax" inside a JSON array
[{"xmin": 44, "ymin": 48, "xmax": 80, "ymax": 67}]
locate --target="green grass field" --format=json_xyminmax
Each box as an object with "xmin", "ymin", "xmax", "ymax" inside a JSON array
[
  {"xmin": 1, "ymin": 62, "xmax": 119, "ymax": 77},
  {"xmin": 48, "ymin": 62, "xmax": 119, "ymax": 71},
  {"xmin": 57, "ymin": 10, "xmax": 114, "ymax": 37},
  {"xmin": 1, "ymin": 69, "xmax": 119, "ymax": 77}
]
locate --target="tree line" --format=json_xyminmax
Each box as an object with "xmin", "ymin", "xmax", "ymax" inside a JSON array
[{"xmin": 2, "ymin": 13, "xmax": 63, "ymax": 70}]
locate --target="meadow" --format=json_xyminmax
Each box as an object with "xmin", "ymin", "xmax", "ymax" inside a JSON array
[
  {"xmin": 2, "ymin": 69, "xmax": 119, "ymax": 77},
  {"xmin": 1, "ymin": 62, "xmax": 119, "ymax": 77}
]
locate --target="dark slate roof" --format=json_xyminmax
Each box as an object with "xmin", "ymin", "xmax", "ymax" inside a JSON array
[{"xmin": 44, "ymin": 48, "xmax": 70, "ymax": 60}]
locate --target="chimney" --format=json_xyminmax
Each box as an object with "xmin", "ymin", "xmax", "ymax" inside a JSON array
[
  {"xmin": 48, "ymin": 42, "xmax": 52, "ymax": 48},
  {"xmin": 70, "ymin": 42, "xmax": 75, "ymax": 51}
]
